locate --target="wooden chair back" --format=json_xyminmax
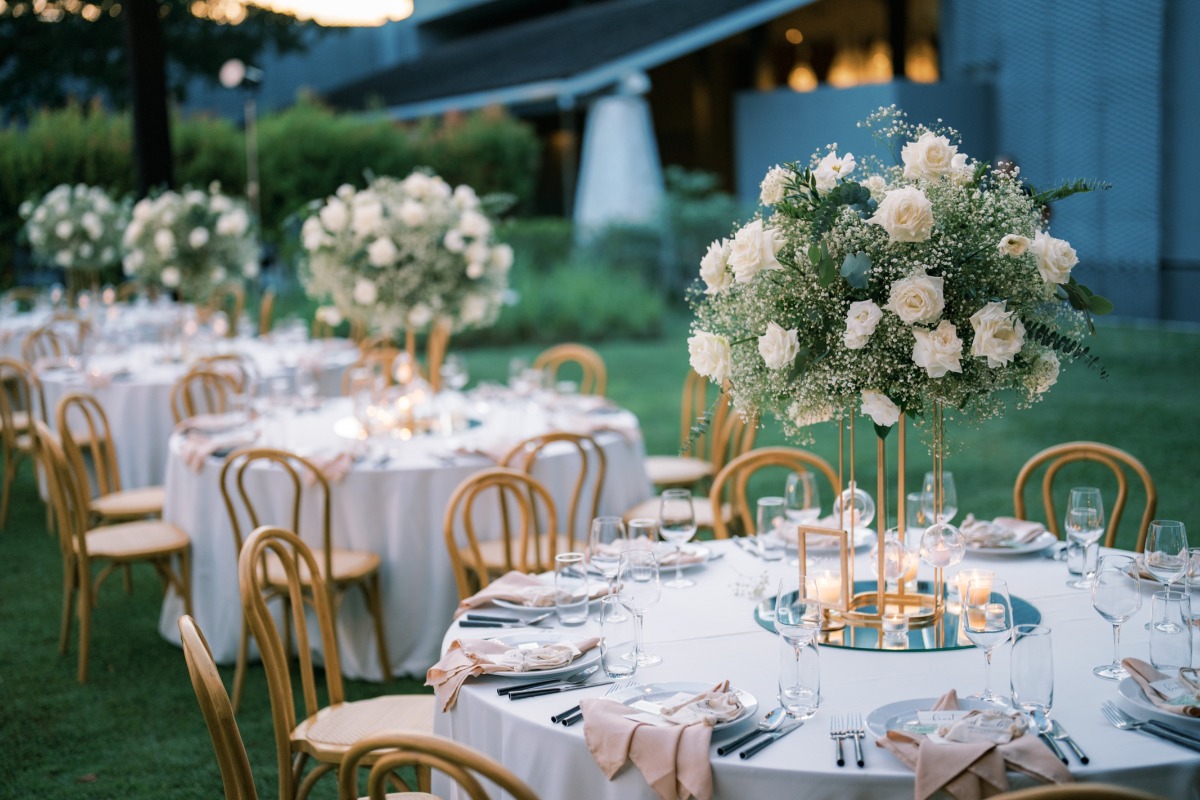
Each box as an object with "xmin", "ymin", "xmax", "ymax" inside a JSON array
[
  {"xmin": 709, "ymin": 446, "xmax": 839, "ymax": 539},
  {"xmin": 3, "ymin": 286, "xmax": 40, "ymax": 309},
  {"xmin": 676, "ymin": 374, "xmax": 757, "ymax": 471},
  {"xmin": 196, "ymin": 353, "xmax": 260, "ymax": 395},
  {"xmin": 56, "ymin": 391, "xmax": 124, "ymax": 498},
  {"xmin": 0, "ymin": 356, "xmax": 48, "ymax": 430},
  {"xmin": 207, "ymin": 282, "xmax": 246, "ymax": 336},
  {"xmin": 991, "ymin": 783, "xmax": 1166, "ymax": 799},
  {"xmin": 501, "ymin": 432, "xmax": 605, "ymax": 549},
  {"xmin": 1013, "ymin": 441, "xmax": 1157, "ymax": 551},
  {"xmin": 33, "ymin": 420, "xmax": 92, "ymax": 566},
  {"xmin": 178, "ymin": 615, "xmax": 258, "ymax": 800},
  {"xmin": 342, "ymin": 348, "xmax": 401, "ymax": 394},
  {"xmin": 116, "ymin": 281, "xmax": 143, "ymax": 302},
  {"xmin": 338, "ymin": 732, "xmax": 541, "ymax": 800},
  {"xmin": 258, "ymin": 288, "xmax": 276, "ymax": 337},
  {"xmin": 443, "ymin": 467, "xmax": 559, "ymax": 599},
  {"xmin": 21, "ymin": 324, "xmax": 72, "ymax": 364},
  {"xmin": 533, "ymin": 343, "xmax": 607, "ymax": 396},
  {"xmin": 171, "ymin": 368, "xmax": 240, "ymax": 423}
]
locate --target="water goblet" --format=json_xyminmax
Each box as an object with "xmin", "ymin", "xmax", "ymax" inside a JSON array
[
  {"xmin": 1064, "ymin": 486, "xmax": 1105, "ymax": 589},
  {"xmin": 588, "ymin": 516, "xmax": 627, "ymax": 621},
  {"xmin": 554, "ymin": 553, "xmax": 589, "ymax": 627},
  {"xmin": 658, "ymin": 489, "xmax": 697, "ymax": 589},
  {"xmin": 599, "ymin": 595, "xmax": 637, "ymax": 680},
  {"xmin": 756, "ymin": 496, "xmax": 785, "ymax": 553},
  {"xmin": 1010, "ymin": 624, "xmax": 1054, "ymax": 729},
  {"xmin": 616, "ymin": 549, "xmax": 661, "ymax": 667},
  {"xmin": 294, "ymin": 363, "xmax": 319, "ymax": 411},
  {"xmin": 1144, "ymin": 520, "xmax": 1189, "ymax": 632},
  {"xmin": 440, "ymin": 354, "xmax": 469, "ymax": 392},
  {"xmin": 961, "ymin": 577, "xmax": 1013, "ymax": 705},
  {"xmin": 785, "ymin": 470, "xmax": 821, "ymax": 524},
  {"xmin": 775, "ymin": 576, "xmax": 821, "ymax": 718},
  {"xmin": 626, "ymin": 517, "xmax": 657, "ymax": 550},
  {"xmin": 1091, "ymin": 555, "xmax": 1142, "ymax": 680},
  {"xmin": 921, "ymin": 471, "xmax": 958, "ymax": 524}
]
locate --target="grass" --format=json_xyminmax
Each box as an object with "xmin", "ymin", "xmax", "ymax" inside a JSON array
[{"xmin": 1, "ymin": 312, "xmax": 1197, "ymax": 797}]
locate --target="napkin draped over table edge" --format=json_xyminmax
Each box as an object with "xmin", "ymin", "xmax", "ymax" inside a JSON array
[
  {"xmin": 1123, "ymin": 658, "xmax": 1200, "ymax": 718},
  {"xmin": 875, "ymin": 690, "xmax": 1072, "ymax": 800}
]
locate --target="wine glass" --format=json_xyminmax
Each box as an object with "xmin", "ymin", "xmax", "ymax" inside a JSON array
[
  {"xmin": 785, "ymin": 470, "xmax": 821, "ymax": 523},
  {"xmin": 775, "ymin": 576, "xmax": 822, "ymax": 718},
  {"xmin": 1091, "ymin": 555, "xmax": 1142, "ymax": 680},
  {"xmin": 756, "ymin": 496, "xmax": 785, "ymax": 553},
  {"xmin": 294, "ymin": 363, "xmax": 319, "ymax": 411},
  {"xmin": 588, "ymin": 516, "xmax": 628, "ymax": 621},
  {"xmin": 961, "ymin": 577, "xmax": 1013, "ymax": 705},
  {"xmin": 921, "ymin": 471, "xmax": 958, "ymax": 524},
  {"xmin": 1064, "ymin": 487, "xmax": 1105, "ymax": 590},
  {"xmin": 658, "ymin": 489, "xmax": 697, "ymax": 589},
  {"xmin": 1144, "ymin": 520, "xmax": 1189, "ymax": 632},
  {"xmin": 439, "ymin": 354, "xmax": 469, "ymax": 392},
  {"xmin": 616, "ymin": 549, "xmax": 661, "ymax": 667}
]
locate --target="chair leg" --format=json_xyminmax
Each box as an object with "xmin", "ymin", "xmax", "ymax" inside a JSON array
[
  {"xmin": 122, "ymin": 564, "xmax": 133, "ymax": 595},
  {"xmin": 59, "ymin": 561, "xmax": 76, "ymax": 655},
  {"xmin": 177, "ymin": 548, "xmax": 193, "ymax": 617},
  {"xmin": 232, "ymin": 616, "xmax": 250, "ymax": 714},
  {"xmin": 76, "ymin": 575, "xmax": 92, "ymax": 684},
  {"xmin": 362, "ymin": 576, "xmax": 392, "ymax": 682},
  {"xmin": 0, "ymin": 453, "xmax": 15, "ymax": 530}
]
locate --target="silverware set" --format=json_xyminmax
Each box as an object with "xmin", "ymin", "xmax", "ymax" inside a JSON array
[
  {"xmin": 733, "ymin": 536, "xmax": 782, "ymax": 561},
  {"xmin": 830, "ymin": 714, "xmax": 865, "ymax": 767},
  {"xmin": 459, "ymin": 611, "xmax": 554, "ymax": 628},
  {"xmin": 1100, "ymin": 701, "xmax": 1200, "ymax": 752},
  {"xmin": 499, "ymin": 665, "xmax": 610, "ymax": 701},
  {"xmin": 549, "ymin": 678, "xmax": 639, "ymax": 727},
  {"xmin": 713, "ymin": 706, "xmax": 804, "ymax": 759}
]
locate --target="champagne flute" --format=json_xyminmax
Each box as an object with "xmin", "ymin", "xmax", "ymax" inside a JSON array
[
  {"xmin": 588, "ymin": 516, "xmax": 628, "ymax": 621},
  {"xmin": 1144, "ymin": 520, "xmax": 1189, "ymax": 632},
  {"xmin": 658, "ymin": 489, "xmax": 697, "ymax": 589},
  {"xmin": 1064, "ymin": 487, "xmax": 1105, "ymax": 590},
  {"xmin": 616, "ymin": 549, "xmax": 661, "ymax": 667},
  {"xmin": 961, "ymin": 577, "xmax": 1013, "ymax": 705},
  {"xmin": 1091, "ymin": 555, "xmax": 1142, "ymax": 680},
  {"xmin": 921, "ymin": 471, "xmax": 958, "ymax": 524},
  {"xmin": 785, "ymin": 470, "xmax": 821, "ymax": 523}
]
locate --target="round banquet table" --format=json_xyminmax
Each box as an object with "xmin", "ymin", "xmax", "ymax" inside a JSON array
[
  {"xmin": 435, "ymin": 539, "xmax": 1200, "ymax": 800},
  {"xmin": 156, "ymin": 394, "xmax": 652, "ymax": 679}
]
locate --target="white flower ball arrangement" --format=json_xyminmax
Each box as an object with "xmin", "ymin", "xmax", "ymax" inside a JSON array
[
  {"xmin": 121, "ymin": 182, "xmax": 257, "ymax": 301},
  {"xmin": 20, "ymin": 184, "xmax": 128, "ymax": 273},
  {"xmin": 299, "ymin": 171, "xmax": 513, "ymax": 336},
  {"xmin": 691, "ymin": 106, "xmax": 1111, "ymax": 441}
]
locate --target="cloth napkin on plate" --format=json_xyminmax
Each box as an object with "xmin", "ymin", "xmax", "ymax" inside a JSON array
[
  {"xmin": 178, "ymin": 431, "xmax": 259, "ymax": 472},
  {"xmin": 300, "ymin": 451, "xmax": 355, "ymax": 486},
  {"xmin": 657, "ymin": 547, "xmax": 707, "ymax": 567},
  {"xmin": 580, "ymin": 680, "xmax": 742, "ymax": 800},
  {"xmin": 1122, "ymin": 658, "xmax": 1200, "ymax": 718},
  {"xmin": 425, "ymin": 635, "xmax": 600, "ymax": 711},
  {"xmin": 452, "ymin": 571, "xmax": 559, "ymax": 617},
  {"xmin": 959, "ymin": 515, "xmax": 1048, "ymax": 548},
  {"xmin": 876, "ymin": 690, "xmax": 1071, "ymax": 800}
]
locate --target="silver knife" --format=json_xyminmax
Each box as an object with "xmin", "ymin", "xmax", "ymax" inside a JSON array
[
  {"xmin": 507, "ymin": 680, "xmax": 614, "ymax": 700},
  {"xmin": 739, "ymin": 719, "xmax": 805, "ymax": 759}
]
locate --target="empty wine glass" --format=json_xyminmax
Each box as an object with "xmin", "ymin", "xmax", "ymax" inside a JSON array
[
  {"xmin": 921, "ymin": 471, "xmax": 958, "ymax": 524},
  {"xmin": 756, "ymin": 496, "xmax": 785, "ymax": 553},
  {"xmin": 785, "ymin": 470, "xmax": 821, "ymax": 523},
  {"xmin": 616, "ymin": 549, "xmax": 661, "ymax": 667},
  {"xmin": 658, "ymin": 489, "xmax": 697, "ymax": 589},
  {"xmin": 1144, "ymin": 520, "xmax": 1189, "ymax": 632},
  {"xmin": 588, "ymin": 516, "xmax": 627, "ymax": 621},
  {"xmin": 295, "ymin": 363, "xmax": 319, "ymax": 411},
  {"xmin": 1064, "ymin": 487, "xmax": 1105, "ymax": 590},
  {"xmin": 775, "ymin": 575, "xmax": 822, "ymax": 718},
  {"xmin": 439, "ymin": 354, "xmax": 469, "ymax": 392},
  {"xmin": 1091, "ymin": 555, "xmax": 1142, "ymax": 680},
  {"xmin": 961, "ymin": 576, "xmax": 1013, "ymax": 705}
]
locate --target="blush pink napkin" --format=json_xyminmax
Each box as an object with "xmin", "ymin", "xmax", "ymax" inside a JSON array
[
  {"xmin": 300, "ymin": 451, "xmax": 355, "ymax": 486},
  {"xmin": 178, "ymin": 432, "xmax": 258, "ymax": 472},
  {"xmin": 453, "ymin": 571, "xmax": 610, "ymax": 618},
  {"xmin": 1122, "ymin": 658, "xmax": 1200, "ymax": 718},
  {"xmin": 876, "ymin": 690, "xmax": 1072, "ymax": 800},
  {"xmin": 960, "ymin": 515, "xmax": 1048, "ymax": 548}
]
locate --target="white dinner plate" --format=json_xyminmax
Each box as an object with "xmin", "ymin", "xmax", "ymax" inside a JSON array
[
  {"xmin": 181, "ymin": 411, "xmax": 253, "ymax": 436},
  {"xmin": 654, "ymin": 543, "xmax": 713, "ymax": 571},
  {"xmin": 477, "ymin": 630, "xmax": 601, "ymax": 679},
  {"xmin": 768, "ymin": 527, "xmax": 876, "ymax": 555},
  {"xmin": 865, "ymin": 696, "xmax": 996, "ymax": 739},
  {"xmin": 1116, "ymin": 677, "xmax": 1200, "ymax": 729},
  {"xmin": 489, "ymin": 575, "xmax": 610, "ymax": 612},
  {"xmin": 966, "ymin": 531, "xmax": 1058, "ymax": 557},
  {"xmin": 605, "ymin": 681, "xmax": 758, "ymax": 731}
]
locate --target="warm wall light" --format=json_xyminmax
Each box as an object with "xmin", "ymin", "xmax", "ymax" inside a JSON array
[
  {"xmin": 248, "ymin": 0, "xmax": 413, "ymax": 26},
  {"xmin": 826, "ymin": 45, "xmax": 862, "ymax": 88},
  {"xmin": 861, "ymin": 40, "xmax": 893, "ymax": 84},
  {"xmin": 906, "ymin": 39, "xmax": 939, "ymax": 83},
  {"xmin": 788, "ymin": 61, "xmax": 817, "ymax": 92},
  {"xmin": 785, "ymin": 27, "xmax": 804, "ymax": 44}
]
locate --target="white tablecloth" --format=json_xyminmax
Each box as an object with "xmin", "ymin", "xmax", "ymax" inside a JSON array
[
  {"xmin": 436, "ymin": 540, "xmax": 1200, "ymax": 799},
  {"xmin": 156, "ymin": 395, "xmax": 653, "ymax": 679}
]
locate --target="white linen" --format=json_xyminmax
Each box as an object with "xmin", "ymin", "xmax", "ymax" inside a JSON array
[{"xmin": 435, "ymin": 541, "xmax": 1200, "ymax": 800}]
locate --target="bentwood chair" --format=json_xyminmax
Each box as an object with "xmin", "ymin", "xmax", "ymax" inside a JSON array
[
  {"xmin": 171, "ymin": 368, "xmax": 241, "ymax": 423},
  {"xmin": 709, "ymin": 446, "xmax": 840, "ymax": 539},
  {"xmin": 239, "ymin": 526, "xmax": 433, "ymax": 800},
  {"xmin": 443, "ymin": 468, "xmax": 559, "ymax": 600},
  {"xmin": 1013, "ymin": 441, "xmax": 1157, "ymax": 551},
  {"xmin": 198, "ymin": 353, "xmax": 261, "ymax": 395},
  {"xmin": 533, "ymin": 343, "xmax": 606, "ymax": 396},
  {"xmin": 991, "ymin": 784, "xmax": 1165, "ymax": 799},
  {"xmin": 21, "ymin": 324, "xmax": 75, "ymax": 365},
  {"xmin": 208, "ymin": 282, "xmax": 246, "ymax": 336},
  {"xmin": 338, "ymin": 732, "xmax": 541, "ymax": 800},
  {"xmin": 34, "ymin": 421, "xmax": 192, "ymax": 682},
  {"xmin": 0, "ymin": 357, "xmax": 48, "ymax": 528},
  {"xmin": 501, "ymin": 432, "xmax": 605, "ymax": 551},
  {"xmin": 258, "ymin": 288, "xmax": 277, "ymax": 337},
  {"xmin": 220, "ymin": 447, "xmax": 392, "ymax": 711}
]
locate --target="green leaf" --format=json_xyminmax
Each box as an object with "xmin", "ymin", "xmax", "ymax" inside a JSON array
[
  {"xmin": 807, "ymin": 244, "xmax": 821, "ymax": 266},
  {"xmin": 840, "ymin": 251, "xmax": 871, "ymax": 290},
  {"xmin": 818, "ymin": 254, "xmax": 837, "ymax": 287},
  {"xmin": 873, "ymin": 423, "xmax": 893, "ymax": 441},
  {"xmin": 1088, "ymin": 294, "xmax": 1114, "ymax": 315},
  {"xmin": 1030, "ymin": 178, "xmax": 1112, "ymax": 206}
]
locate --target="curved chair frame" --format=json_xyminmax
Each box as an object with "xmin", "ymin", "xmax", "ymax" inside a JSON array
[
  {"xmin": 197, "ymin": 353, "xmax": 261, "ymax": 396},
  {"xmin": 1013, "ymin": 441, "xmax": 1157, "ymax": 551},
  {"xmin": 208, "ymin": 282, "xmax": 246, "ymax": 336},
  {"xmin": 533, "ymin": 343, "xmax": 607, "ymax": 396},
  {"xmin": 0, "ymin": 357, "xmax": 47, "ymax": 528},
  {"xmin": 501, "ymin": 431, "xmax": 606, "ymax": 552},
  {"xmin": 991, "ymin": 783, "xmax": 1166, "ymax": 800},
  {"xmin": 21, "ymin": 324, "xmax": 72, "ymax": 365},
  {"xmin": 258, "ymin": 288, "xmax": 277, "ymax": 337},
  {"xmin": 171, "ymin": 368, "xmax": 240, "ymax": 423},
  {"xmin": 709, "ymin": 446, "xmax": 840, "ymax": 539}
]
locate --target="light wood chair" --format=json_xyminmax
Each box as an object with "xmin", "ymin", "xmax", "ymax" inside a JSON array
[
  {"xmin": 708, "ymin": 446, "xmax": 840, "ymax": 539},
  {"xmin": 179, "ymin": 614, "xmax": 260, "ymax": 800},
  {"xmin": 220, "ymin": 447, "xmax": 392, "ymax": 711},
  {"xmin": 443, "ymin": 467, "xmax": 559, "ymax": 600},
  {"xmin": 341, "ymin": 349, "xmax": 402, "ymax": 394},
  {"xmin": 338, "ymin": 732, "xmax": 541, "ymax": 800},
  {"xmin": 56, "ymin": 392, "xmax": 165, "ymax": 523},
  {"xmin": 21, "ymin": 324, "xmax": 73, "ymax": 365},
  {"xmin": 0, "ymin": 357, "xmax": 48, "ymax": 528},
  {"xmin": 1013, "ymin": 441, "xmax": 1157, "ymax": 551},
  {"xmin": 258, "ymin": 288, "xmax": 276, "ymax": 337},
  {"xmin": 238, "ymin": 525, "xmax": 433, "ymax": 800},
  {"xmin": 171, "ymin": 368, "xmax": 241, "ymax": 423},
  {"xmin": 208, "ymin": 282, "xmax": 246, "ymax": 336},
  {"xmin": 501, "ymin": 431, "xmax": 605, "ymax": 552},
  {"xmin": 34, "ymin": 421, "xmax": 192, "ymax": 682},
  {"xmin": 533, "ymin": 343, "xmax": 606, "ymax": 396},
  {"xmin": 991, "ymin": 784, "xmax": 1165, "ymax": 799},
  {"xmin": 198, "ymin": 353, "xmax": 261, "ymax": 395}
]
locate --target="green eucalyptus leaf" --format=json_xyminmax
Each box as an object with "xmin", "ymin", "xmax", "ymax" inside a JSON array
[
  {"xmin": 1088, "ymin": 294, "xmax": 1114, "ymax": 315},
  {"xmin": 808, "ymin": 244, "xmax": 821, "ymax": 266},
  {"xmin": 840, "ymin": 251, "xmax": 872, "ymax": 290}
]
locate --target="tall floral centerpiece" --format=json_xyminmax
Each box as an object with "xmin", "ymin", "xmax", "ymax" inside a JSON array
[
  {"xmin": 20, "ymin": 184, "xmax": 129, "ymax": 294},
  {"xmin": 121, "ymin": 183, "xmax": 258, "ymax": 303},
  {"xmin": 689, "ymin": 107, "xmax": 1109, "ymax": 630}
]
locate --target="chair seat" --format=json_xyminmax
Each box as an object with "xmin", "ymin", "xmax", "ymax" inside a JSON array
[
  {"xmin": 623, "ymin": 496, "xmax": 730, "ymax": 530},
  {"xmin": 85, "ymin": 520, "xmax": 190, "ymax": 560},
  {"xmin": 10, "ymin": 409, "xmax": 31, "ymax": 432},
  {"xmin": 296, "ymin": 694, "xmax": 436, "ymax": 760},
  {"xmin": 461, "ymin": 533, "xmax": 574, "ymax": 576},
  {"xmin": 265, "ymin": 547, "xmax": 382, "ymax": 586},
  {"xmin": 644, "ymin": 455, "xmax": 713, "ymax": 488},
  {"xmin": 91, "ymin": 485, "xmax": 165, "ymax": 520},
  {"xmin": 14, "ymin": 431, "xmax": 34, "ymax": 453}
]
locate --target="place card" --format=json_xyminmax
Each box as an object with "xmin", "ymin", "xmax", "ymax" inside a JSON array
[
  {"xmin": 900, "ymin": 709, "xmax": 969, "ymax": 735},
  {"xmin": 1149, "ymin": 677, "xmax": 1200, "ymax": 706}
]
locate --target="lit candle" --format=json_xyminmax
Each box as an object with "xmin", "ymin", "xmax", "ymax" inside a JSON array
[
  {"xmin": 955, "ymin": 569, "xmax": 994, "ymax": 605},
  {"xmin": 815, "ymin": 570, "xmax": 841, "ymax": 607},
  {"xmin": 882, "ymin": 613, "xmax": 908, "ymax": 634},
  {"xmin": 984, "ymin": 602, "xmax": 1006, "ymax": 629}
]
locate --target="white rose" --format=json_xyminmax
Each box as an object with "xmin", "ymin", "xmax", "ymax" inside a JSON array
[
  {"xmin": 367, "ymin": 237, "xmax": 398, "ymax": 268},
  {"xmin": 33, "ymin": 206, "xmax": 47, "ymax": 223},
  {"xmin": 758, "ymin": 321, "xmax": 800, "ymax": 370},
  {"xmin": 81, "ymin": 211, "xmax": 102, "ymax": 240},
  {"xmin": 813, "ymin": 151, "xmax": 856, "ymax": 191},
  {"xmin": 402, "ymin": 172, "xmax": 432, "ymax": 197},
  {"xmin": 216, "ymin": 208, "xmax": 249, "ymax": 237},
  {"xmin": 459, "ymin": 210, "xmax": 491, "ymax": 238},
  {"xmin": 997, "ymin": 234, "xmax": 1030, "ymax": 257},
  {"xmin": 55, "ymin": 220, "xmax": 73, "ymax": 239},
  {"xmin": 699, "ymin": 238, "xmax": 732, "ymax": 294},
  {"xmin": 132, "ymin": 199, "xmax": 152, "ymax": 223},
  {"xmin": 453, "ymin": 184, "xmax": 479, "ymax": 210},
  {"xmin": 78, "ymin": 243, "xmax": 93, "ymax": 259},
  {"xmin": 350, "ymin": 198, "xmax": 383, "ymax": 238},
  {"xmin": 184, "ymin": 190, "xmax": 205, "ymax": 206},
  {"xmin": 123, "ymin": 249, "xmax": 144, "ymax": 276},
  {"xmin": 398, "ymin": 200, "xmax": 426, "ymax": 227},
  {"xmin": 408, "ymin": 303, "xmax": 434, "ymax": 327},
  {"xmin": 901, "ymin": 131, "xmax": 960, "ymax": 180},
  {"xmin": 491, "ymin": 244, "xmax": 514, "ymax": 271},
  {"xmin": 161, "ymin": 266, "xmax": 181, "ymax": 288},
  {"xmin": 861, "ymin": 389, "xmax": 901, "ymax": 428},
  {"xmin": 188, "ymin": 227, "xmax": 210, "ymax": 249},
  {"xmin": 1029, "ymin": 231, "xmax": 1078, "ymax": 284},
  {"xmin": 55, "ymin": 250, "xmax": 73, "ymax": 268},
  {"xmin": 242, "ymin": 260, "xmax": 260, "ymax": 279},
  {"xmin": 444, "ymin": 229, "xmax": 466, "ymax": 253},
  {"xmin": 1027, "ymin": 352, "xmax": 1060, "ymax": 395},
  {"xmin": 728, "ymin": 219, "xmax": 783, "ymax": 282},
  {"xmin": 970, "ymin": 301, "xmax": 1026, "ymax": 368},
  {"xmin": 123, "ymin": 220, "xmax": 143, "ymax": 247},
  {"xmin": 100, "ymin": 247, "xmax": 114, "ymax": 263},
  {"xmin": 301, "ymin": 217, "xmax": 327, "ymax": 251},
  {"xmin": 868, "ymin": 186, "xmax": 935, "ymax": 243},
  {"xmin": 335, "ymin": 184, "xmax": 355, "ymax": 201},
  {"xmin": 843, "ymin": 300, "xmax": 883, "ymax": 349},
  {"xmin": 912, "ymin": 320, "xmax": 964, "ymax": 378},
  {"xmin": 688, "ymin": 331, "xmax": 731, "ymax": 383},
  {"xmin": 864, "ymin": 175, "xmax": 887, "ymax": 200},
  {"xmin": 460, "ymin": 294, "xmax": 489, "ymax": 325},
  {"xmin": 759, "ymin": 165, "xmax": 790, "ymax": 206},
  {"xmin": 949, "ymin": 152, "xmax": 974, "ymax": 184},
  {"xmin": 18, "ymin": 201, "xmax": 32, "ymax": 218},
  {"xmin": 154, "ymin": 229, "xmax": 176, "ymax": 258},
  {"xmin": 315, "ymin": 305, "xmax": 343, "ymax": 326},
  {"xmin": 319, "ymin": 199, "xmax": 348, "ymax": 233},
  {"xmin": 464, "ymin": 241, "xmax": 489, "ymax": 266},
  {"xmin": 353, "ymin": 278, "xmax": 378, "ymax": 306},
  {"xmin": 466, "ymin": 261, "xmax": 486, "ymax": 279},
  {"xmin": 210, "ymin": 195, "xmax": 232, "ymax": 214},
  {"xmin": 885, "ymin": 269, "xmax": 944, "ymax": 324}
]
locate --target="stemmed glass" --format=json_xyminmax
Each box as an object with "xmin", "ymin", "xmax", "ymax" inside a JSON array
[
  {"xmin": 658, "ymin": 489, "xmax": 697, "ymax": 589},
  {"xmin": 921, "ymin": 471, "xmax": 958, "ymax": 524},
  {"xmin": 756, "ymin": 496, "xmax": 785, "ymax": 554},
  {"xmin": 1091, "ymin": 555, "xmax": 1142, "ymax": 680},
  {"xmin": 1143, "ymin": 520, "xmax": 1189, "ymax": 632},
  {"xmin": 774, "ymin": 576, "xmax": 822, "ymax": 718},
  {"xmin": 439, "ymin": 354, "xmax": 470, "ymax": 392},
  {"xmin": 785, "ymin": 470, "xmax": 821, "ymax": 524},
  {"xmin": 961, "ymin": 577, "xmax": 1014, "ymax": 705},
  {"xmin": 588, "ymin": 516, "xmax": 628, "ymax": 621},
  {"xmin": 1064, "ymin": 487, "xmax": 1105, "ymax": 589},
  {"xmin": 616, "ymin": 549, "xmax": 662, "ymax": 667},
  {"xmin": 294, "ymin": 363, "xmax": 319, "ymax": 411}
]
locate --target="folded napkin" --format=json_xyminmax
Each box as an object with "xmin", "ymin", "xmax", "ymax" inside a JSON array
[
  {"xmin": 83, "ymin": 370, "xmax": 112, "ymax": 390},
  {"xmin": 425, "ymin": 635, "xmax": 600, "ymax": 711},
  {"xmin": 580, "ymin": 680, "xmax": 741, "ymax": 800},
  {"xmin": 453, "ymin": 571, "xmax": 559, "ymax": 617},
  {"xmin": 300, "ymin": 451, "xmax": 355, "ymax": 486},
  {"xmin": 876, "ymin": 690, "xmax": 1071, "ymax": 800},
  {"xmin": 1122, "ymin": 658, "xmax": 1200, "ymax": 718},
  {"xmin": 179, "ymin": 431, "xmax": 259, "ymax": 472},
  {"xmin": 657, "ymin": 547, "xmax": 707, "ymax": 567},
  {"xmin": 960, "ymin": 515, "xmax": 1047, "ymax": 548}
]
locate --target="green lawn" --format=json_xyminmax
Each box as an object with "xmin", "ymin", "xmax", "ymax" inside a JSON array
[{"xmin": 1, "ymin": 314, "xmax": 1196, "ymax": 797}]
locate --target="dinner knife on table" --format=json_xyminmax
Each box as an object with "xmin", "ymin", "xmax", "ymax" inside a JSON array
[
  {"xmin": 508, "ymin": 681, "xmax": 613, "ymax": 700},
  {"xmin": 739, "ymin": 720, "xmax": 805, "ymax": 759}
]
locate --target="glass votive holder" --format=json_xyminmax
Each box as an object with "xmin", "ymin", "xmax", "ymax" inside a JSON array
[
  {"xmin": 954, "ymin": 568, "xmax": 995, "ymax": 604},
  {"xmin": 882, "ymin": 613, "xmax": 909, "ymax": 650}
]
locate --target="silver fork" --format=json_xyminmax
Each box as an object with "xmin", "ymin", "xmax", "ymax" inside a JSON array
[
  {"xmin": 604, "ymin": 678, "xmax": 638, "ymax": 697},
  {"xmin": 1100, "ymin": 702, "xmax": 1200, "ymax": 751},
  {"xmin": 848, "ymin": 712, "xmax": 866, "ymax": 767},
  {"xmin": 830, "ymin": 716, "xmax": 847, "ymax": 766}
]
